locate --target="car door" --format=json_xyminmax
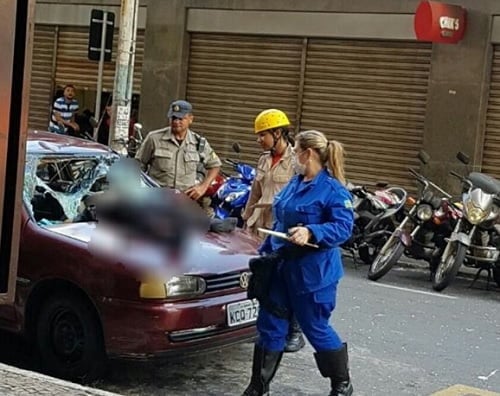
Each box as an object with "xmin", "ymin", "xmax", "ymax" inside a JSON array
[{"xmin": 0, "ymin": 0, "xmax": 33, "ymax": 305}]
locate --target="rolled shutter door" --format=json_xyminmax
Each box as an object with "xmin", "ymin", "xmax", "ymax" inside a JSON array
[
  {"xmin": 55, "ymin": 26, "xmax": 144, "ymax": 93},
  {"xmin": 29, "ymin": 25, "xmax": 56, "ymax": 130},
  {"xmin": 186, "ymin": 33, "xmax": 303, "ymax": 165},
  {"xmin": 300, "ymin": 40, "xmax": 431, "ymax": 192},
  {"xmin": 483, "ymin": 46, "xmax": 500, "ymax": 179}
]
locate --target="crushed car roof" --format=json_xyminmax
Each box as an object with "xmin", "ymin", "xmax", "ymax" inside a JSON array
[{"xmin": 27, "ymin": 130, "xmax": 113, "ymax": 156}]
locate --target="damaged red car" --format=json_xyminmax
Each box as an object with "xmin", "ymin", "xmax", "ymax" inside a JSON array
[{"xmin": 0, "ymin": 131, "xmax": 259, "ymax": 380}]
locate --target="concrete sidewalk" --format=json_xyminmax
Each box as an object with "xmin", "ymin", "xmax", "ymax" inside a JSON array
[{"xmin": 0, "ymin": 363, "xmax": 122, "ymax": 396}]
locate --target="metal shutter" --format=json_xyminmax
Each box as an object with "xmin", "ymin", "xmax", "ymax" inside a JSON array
[
  {"xmin": 186, "ymin": 34, "xmax": 303, "ymax": 165},
  {"xmin": 483, "ymin": 46, "xmax": 500, "ymax": 179},
  {"xmin": 29, "ymin": 25, "xmax": 56, "ymax": 130},
  {"xmin": 300, "ymin": 40, "xmax": 432, "ymax": 192},
  {"xmin": 55, "ymin": 26, "xmax": 144, "ymax": 93}
]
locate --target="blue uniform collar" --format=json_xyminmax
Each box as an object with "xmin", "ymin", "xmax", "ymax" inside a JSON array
[{"xmin": 295, "ymin": 168, "xmax": 329, "ymax": 193}]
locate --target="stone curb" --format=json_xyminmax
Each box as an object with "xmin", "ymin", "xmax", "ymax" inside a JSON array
[{"xmin": 0, "ymin": 363, "xmax": 122, "ymax": 396}]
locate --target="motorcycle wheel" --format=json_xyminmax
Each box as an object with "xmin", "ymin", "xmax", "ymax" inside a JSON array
[
  {"xmin": 493, "ymin": 267, "xmax": 500, "ymax": 288},
  {"xmin": 432, "ymin": 242, "xmax": 467, "ymax": 292},
  {"xmin": 359, "ymin": 245, "xmax": 380, "ymax": 265},
  {"xmin": 368, "ymin": 238, "xmax": 405, "ymax": 281}
]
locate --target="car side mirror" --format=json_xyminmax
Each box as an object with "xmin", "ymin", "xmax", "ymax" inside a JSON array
[
  {"xmin": 417, "ymin": 150, "xmax": 430, "ymax": 165},
  {"xmin": 456, "ymin": 151, "xmax": 470, "ymax": 165}
]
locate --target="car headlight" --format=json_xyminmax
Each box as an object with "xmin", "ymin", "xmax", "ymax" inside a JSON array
[
  {"xmin": 225, "ymin": 191, "xmax": 245, "ymax": 203},
  {"xmin": 416, "ymin": 204, "xmax": 433, "ymax": 221},
  {"xmin": 465, "ymin": 201, "xmax": 487, "ymax": 225},
  {"xmin": 140, "ymin": 276, "xmax": 206, "ymax": 299}
]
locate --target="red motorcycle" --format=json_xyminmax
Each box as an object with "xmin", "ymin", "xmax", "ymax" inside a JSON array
[
  {"xmin": 205, "ymin": 173, "xmax": 226, "ymax": 197},
  {"xmin": 368, "ymin": 151, "xmax": 461, "ymax": 281}
]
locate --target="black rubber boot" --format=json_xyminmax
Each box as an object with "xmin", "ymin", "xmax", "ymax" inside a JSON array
[
  {"xmin": 241, "ymin": 344, "xmax": 283, "ymax": 396},
  {"xmin": 284, "ymin": 315, "xmax": 305, "ymax": 353},
  {"xmin": 314, "ymin": 343, "xmax": 353, "ymax": 396}
]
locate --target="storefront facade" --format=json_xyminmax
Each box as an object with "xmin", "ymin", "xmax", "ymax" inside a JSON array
[
  {"xmin": 31, "ymin": 0, "xmax": 500, "ymax": 192},
  {"xmin": 29, "ymin": 1, "xmax": 147, "ymax": 130}
]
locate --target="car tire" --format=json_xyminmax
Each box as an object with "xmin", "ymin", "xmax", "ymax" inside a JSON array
[{"xmin": 35, "ymin": 292, "xmax": 107, "ymax": 382}]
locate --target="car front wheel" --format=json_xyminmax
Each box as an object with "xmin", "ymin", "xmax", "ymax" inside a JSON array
[{"xmin": 36, "ymin": 292, "xmax": 107, "ymax": 382}]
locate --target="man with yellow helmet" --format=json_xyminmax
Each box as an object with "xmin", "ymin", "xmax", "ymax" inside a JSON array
[{"xmin": 242, "ymin": 108, "xmax": 305, "ymax": 353}]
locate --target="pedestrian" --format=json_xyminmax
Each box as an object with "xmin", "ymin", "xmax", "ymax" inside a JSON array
[
  {"xmin": 242, "ymin": 108, "xmax": 305, "ymax": 353},
  {"xmin": 241, "ymin": 130, "xmax": 354, "ymax": 396},
  {"xmin": 134, "ymin": 100, "xmax": 221, "ymax": 213},
  {"xmin": 49, "ymin": 84, "xmax": 80, "ymax": 135}
]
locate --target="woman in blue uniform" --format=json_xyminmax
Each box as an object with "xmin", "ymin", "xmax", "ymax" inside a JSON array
[{"xmin": 242, "ymin": 130, "xmax": 354, "ymax": 396}]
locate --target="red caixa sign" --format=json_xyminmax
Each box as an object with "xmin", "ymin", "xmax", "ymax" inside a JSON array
[{"xmin": 414, "ymin": 1, "xmax": 466, "ymax": 44}]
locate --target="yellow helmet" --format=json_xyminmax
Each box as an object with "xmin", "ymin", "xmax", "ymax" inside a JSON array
[{"xmin": 254, "ymin": 109, "xmax": 290, "ymax": 134}]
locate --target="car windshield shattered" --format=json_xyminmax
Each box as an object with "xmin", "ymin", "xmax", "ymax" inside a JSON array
[{"xmin": 23, "ymin": 153, "xmax": 151, "ymax": 226}]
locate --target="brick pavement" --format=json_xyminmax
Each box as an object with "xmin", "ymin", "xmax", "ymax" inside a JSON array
[{"xmin": 0, "ymin": 363, "xmax": 122, "ymax": 396}]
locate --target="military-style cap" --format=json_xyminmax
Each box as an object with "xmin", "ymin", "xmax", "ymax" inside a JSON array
[{"xmin": 167, "ymin": 100, "xmax": 193, "ymax": 118}]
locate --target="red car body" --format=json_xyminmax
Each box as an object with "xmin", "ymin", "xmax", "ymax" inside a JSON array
[{"xmin": 0, "ymin": 131, "xmax": 259, "ymax": 379}]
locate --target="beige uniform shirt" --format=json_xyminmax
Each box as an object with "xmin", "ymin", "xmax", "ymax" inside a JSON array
[
  {"xmin": 242, "ymin": 145, "xmax": 294, "ymax": 237},
  {"xmin": 135, "ymin": 127, "xmax": 221, "ymax": 191}
]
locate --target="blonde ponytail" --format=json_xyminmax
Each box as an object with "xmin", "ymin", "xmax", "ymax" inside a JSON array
[
  {"xmin": 327, "ymin": 140, "xmax": 346, "ymax": 185},
  {"xmin": 295, "ymin": 130, "xmax": 346, "ymax": 184}
]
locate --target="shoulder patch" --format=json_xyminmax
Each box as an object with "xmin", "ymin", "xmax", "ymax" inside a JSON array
[{"xmin": 344, "ymin": 199, "xmax": 353, "ymax": 209}]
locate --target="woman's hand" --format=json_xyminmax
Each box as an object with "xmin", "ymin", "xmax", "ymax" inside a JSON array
[{"xmin": 288, "ymin": 226, "xmax": 312, "ymax": 246}]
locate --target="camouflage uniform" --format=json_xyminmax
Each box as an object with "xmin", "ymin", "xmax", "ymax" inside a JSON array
[{"xmin": 135, "ymin": 127, "xmax": 221, "ymax": 215}]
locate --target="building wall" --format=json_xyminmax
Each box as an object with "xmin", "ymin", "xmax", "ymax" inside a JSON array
[
  {"xmin": 30, "ymin": 0, "xmax": 500, "ymax": 191},
  {"xmin": 142, "ymin": 0, "xmax": 500, "ymax": 192}
]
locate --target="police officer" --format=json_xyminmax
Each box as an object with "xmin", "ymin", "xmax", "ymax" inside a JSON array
[
  {"xmin": 242, "ymin": 109, "xmax": 305, "ymax": 353},
  {"xmin": 241, "ymin": 130, "xmax": 354, "ymax": 396},
  {"xmin": 135, "ymin": 100, "xmax": 221, "ymax": 205}
]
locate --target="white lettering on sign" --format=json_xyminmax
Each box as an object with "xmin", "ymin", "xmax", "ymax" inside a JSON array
[
  {"xmin": 439, "ymin": 16, "xmax": 460, "ymax": 31},
  {"xmin": 115, "ymin": 105, "xmax": 130, "ymax": 140}
]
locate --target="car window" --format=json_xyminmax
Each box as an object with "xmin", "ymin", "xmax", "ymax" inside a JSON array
[{"xmin": 24, "ymin": 154, "xmax": 153, "ymax": 226}]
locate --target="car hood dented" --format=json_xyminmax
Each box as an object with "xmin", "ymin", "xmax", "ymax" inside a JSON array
[{"xmin": 46, "ymin": 221, "xmax": 259, "ymax": 276}]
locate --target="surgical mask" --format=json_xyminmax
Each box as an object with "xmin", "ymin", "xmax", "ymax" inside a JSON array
[{"xmin": 292, "ymin": 154, "xmax": 306, "ymax": 175}]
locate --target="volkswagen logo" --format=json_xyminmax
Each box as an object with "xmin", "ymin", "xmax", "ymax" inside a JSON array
[{"xmin": 239, "ymin": 272, "xmax": 251, "ymax": 289}]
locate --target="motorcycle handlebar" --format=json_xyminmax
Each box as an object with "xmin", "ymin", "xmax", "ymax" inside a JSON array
[
  {"xmin": 408, "ymin": 168, "xmax": 427, "ymax": 185},
  {"xmin": 409, "ymin": 167, "xmax": 452, "ymax": 198},
  {"xmin": 449, "ymin": 171, "xmax": 473, "ymax": 189}
]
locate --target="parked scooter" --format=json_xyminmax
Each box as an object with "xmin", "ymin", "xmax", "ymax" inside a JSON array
[
  {"xmin": 212, "ymin": 143, "xmax": 255, "ymax": 226},
  {"xmin": 342, "ymin": 182, "xmax": 407, "ymax": 265},
  {"xmin": 432, "ymin": 155, "xmax": 500, "ymax": 291},
  {"xmin": 368, "ymin": 150, "xmax": 458, "ymax": 281}
]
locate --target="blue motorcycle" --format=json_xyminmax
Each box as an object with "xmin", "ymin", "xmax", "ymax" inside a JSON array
[{"xmin": 213, "ymin": 143, "xmax": 256, "ymax": 227}]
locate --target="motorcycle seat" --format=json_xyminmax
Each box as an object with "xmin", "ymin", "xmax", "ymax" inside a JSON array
[{"xmin": 468, "ymin": 172, "xmax": 500, "ymax": 195}]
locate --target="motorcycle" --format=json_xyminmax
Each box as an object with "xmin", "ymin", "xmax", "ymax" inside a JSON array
[
  {"xmin": 342, "ymin": 182, "xmax": 407, "ymax": 265},
  {"xmin": 432, "ymin": 160, "xmax": 500, "ymax": 291},
  {"xmin": 127, "ymin": 122, "xmax": 144, "ymax": 158},
  {"xmin": 212, "ymin": 143, "xmax": 255, "ymax": 227},
  {"xmin": 368, "ymin": 151, "xmax": 458, "ymax": 281}
]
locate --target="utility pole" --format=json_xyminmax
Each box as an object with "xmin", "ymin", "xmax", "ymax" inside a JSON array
[{"xmin": 109, "ymin": 0, "xmax": 139, "ymax": 155}]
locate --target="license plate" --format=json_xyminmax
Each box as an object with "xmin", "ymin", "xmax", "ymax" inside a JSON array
[{"xmin": 226, "ymin": 299, "xmax": 259, "ymax": 327}]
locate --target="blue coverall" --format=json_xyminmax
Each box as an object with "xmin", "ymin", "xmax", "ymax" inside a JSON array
[{"xmin": 257, "ymin": 168, "xmax": 354, "ymax": 352}]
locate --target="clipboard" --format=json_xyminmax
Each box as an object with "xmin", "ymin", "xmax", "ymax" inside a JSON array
[{"xmin": 258, "ymin": 227, "xmax": 319, "ymax": 249}]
